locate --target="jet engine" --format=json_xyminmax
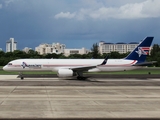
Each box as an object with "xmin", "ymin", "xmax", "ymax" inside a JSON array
[{"xmin": 57, "ymin": 69, "xmax": 75, "ymax": 77}]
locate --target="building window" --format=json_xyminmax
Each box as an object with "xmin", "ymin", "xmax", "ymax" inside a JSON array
[
  {"xmin": 70, "ymin": 50, "xmax": 79, "ymax": 54},
  {"xmin": 117, "ymin": 45, "xmax": 122, "ymax": 49},
  {"xmin": 43, "ymin": 48, "xmax": 45, "ymax": 53},
  {"xmin": 51, "ymin": 48, "xmax": 53, "ymax": 52},
  {"xmin": 104, "ymin": 45, "xmax": 109, "ymax": 50}
]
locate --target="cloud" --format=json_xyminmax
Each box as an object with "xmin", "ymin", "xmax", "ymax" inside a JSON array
[
  {"xmin": 0, "ymin": 0, "xmax": 16, "ymax": 8},
  {"xmin": 5, "ymin": 0, "xmax": 15, "ymax": 6},
  {"xmin": 54, "ymin": 0, "xmax": 160, "ymax": 20},
  {"xmin": 55, "ymin": 12, "xmax": 76, "ymax": 19}
]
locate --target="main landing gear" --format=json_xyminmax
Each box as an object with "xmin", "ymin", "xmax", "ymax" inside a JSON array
[
  {"xmin": 76, "ymin": 72, "xmax": 87, "ymax": 80},
  {"xmin": 77, "ymin": 76, "xmax": 87, "ymax": 80}
]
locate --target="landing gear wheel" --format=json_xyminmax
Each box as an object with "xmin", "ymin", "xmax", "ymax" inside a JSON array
[
  {"xmin": 77, "ymin": 76, "xmax": 86, "ymax": 80},
  {"xmin": 19, "ymin": 72, "xmax": 24, "ymax": 80}
]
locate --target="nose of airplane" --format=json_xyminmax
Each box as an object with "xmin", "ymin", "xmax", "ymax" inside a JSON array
[{"xmin": 3, "ymin": 66, "xmax": 7, "ymax": 71}]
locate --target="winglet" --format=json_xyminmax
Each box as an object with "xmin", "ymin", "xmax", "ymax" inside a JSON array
[{"xmin": 100, "ymin": 56, "xmax": 109, "ymax": 65}]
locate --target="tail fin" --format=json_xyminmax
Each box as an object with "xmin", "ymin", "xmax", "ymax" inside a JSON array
[{"xmin": 125, "ymin": 37, "xmax": 154, "ymax": 62}]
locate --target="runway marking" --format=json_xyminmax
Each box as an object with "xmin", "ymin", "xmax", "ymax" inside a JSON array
[{"xmin": 1, "ymin": 86, "xmax": 160, "ymax": 118}]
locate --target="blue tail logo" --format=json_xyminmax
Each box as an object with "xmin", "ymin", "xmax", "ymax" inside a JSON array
[{"xmin": 125, "ymin": 37, "xmax": 154, "ymax": 62}]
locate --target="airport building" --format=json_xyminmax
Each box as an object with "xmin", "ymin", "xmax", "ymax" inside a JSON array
[
  {"xmin": 35, "ymin": 43, "xmax": 66, "ymax": 55},
  {"xmin": 6, "ymin": 38, "xmax": 17, "ymax": 52},
  {"xmin": 99, "ymin": 41, "xmax": 139, "ymax": 54},
  {"xmin": 64, "ymin": 48, "xmax": 90, "ymax": 56}
]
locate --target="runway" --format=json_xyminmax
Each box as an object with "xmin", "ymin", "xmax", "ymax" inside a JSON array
[
  {"xmin": 1, "ymin": 75, "xmax": 160, "ymax": 86},
  {"xmin": 0, "ymin": 75, "xmax": 160, "ymax": 119}
]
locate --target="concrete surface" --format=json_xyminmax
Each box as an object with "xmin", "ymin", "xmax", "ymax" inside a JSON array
[
  {"xmin": 0, "ymin": 75, "xmax": 160, "ymax": 119},
  {"xmin": 17, "ymin": 74, "xmax": 160, "ymax": 79}
]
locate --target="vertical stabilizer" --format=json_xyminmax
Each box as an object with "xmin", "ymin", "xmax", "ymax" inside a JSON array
[{"xmin": 125, "ymin": 37, "xmax": 154, "ymax": 62}]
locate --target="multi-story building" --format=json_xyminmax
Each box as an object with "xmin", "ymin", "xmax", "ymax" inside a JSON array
[
  {"xmin": 64, "ymin": 47, "xmax": 90, "ymax": 56},
  {"xmin": 99, "ymin": 41, "xmax": 139, "ymax": 54},
  {"xmin": 35, "ymin": 43, "xmax": 66, "ymax": 55},
  {"xmin": 6, "ymin": 38, "xmax": 17, "ymax": 52},
  {"xmin": 22, "ymin": 47, "xmax": 32, "ymax": 53},
  {"xmin": 35, "ymin": 42, "xmax": 90, "ymax": 56}
]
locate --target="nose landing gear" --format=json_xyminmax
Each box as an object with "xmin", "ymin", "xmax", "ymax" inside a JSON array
[{"xmin": 19, "ymin": 72, "xmax": 24, "ymax": 80}]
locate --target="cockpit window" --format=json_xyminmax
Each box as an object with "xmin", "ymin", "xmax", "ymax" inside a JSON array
[{"xmin": 8, "ymin": 63, "xmax": 12, "ymax": 65}]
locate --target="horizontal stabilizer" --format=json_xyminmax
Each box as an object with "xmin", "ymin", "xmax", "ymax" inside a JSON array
[{"xmin": 132, "ymin": 61, "xmax": 157, "ymax": 66}]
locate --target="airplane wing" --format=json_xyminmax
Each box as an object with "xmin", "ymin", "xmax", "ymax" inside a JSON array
[
  {"xmin": 132, "ymin": 61, "xmax": 157, "ymax": 66},
  {"xmin": 70, "ymin": 56, "xmax": 109, "ymax": 72}
]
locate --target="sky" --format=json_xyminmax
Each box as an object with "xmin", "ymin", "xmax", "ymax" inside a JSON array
[{"xmin": 0, "ymin": 0, "xmax": 160, "ymax": 51}]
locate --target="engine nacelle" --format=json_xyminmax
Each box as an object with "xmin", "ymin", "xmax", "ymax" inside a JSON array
[{"xmin": 57, "ymin": 69, "xmax": 74, "ymax": 77}]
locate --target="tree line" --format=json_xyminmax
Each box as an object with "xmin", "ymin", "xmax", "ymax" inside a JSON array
[{"xmin": 0, "ymin": 43, "xmax": 160, "ymax": 66}]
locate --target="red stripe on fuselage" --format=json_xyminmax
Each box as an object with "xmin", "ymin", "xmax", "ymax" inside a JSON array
[{"xmin": 9, "ymin": 60, "xmax": 137, "ymax": 68}]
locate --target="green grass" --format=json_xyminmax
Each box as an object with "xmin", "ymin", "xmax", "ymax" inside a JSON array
[{"xmin": 0, "ymin": 70, "xmax": 56, "ymax": 75}]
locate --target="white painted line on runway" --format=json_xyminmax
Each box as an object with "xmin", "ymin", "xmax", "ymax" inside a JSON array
[{"xmin": 149, "ymin": 79, "xmax": 160, "ymax": 81}]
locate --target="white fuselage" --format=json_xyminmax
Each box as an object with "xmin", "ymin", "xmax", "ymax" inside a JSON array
[{"xmin": 3, "ymin": 58, "xmax": 141, "ymax": 72}]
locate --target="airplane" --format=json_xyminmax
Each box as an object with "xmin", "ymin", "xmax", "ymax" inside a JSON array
[{"xmin": 3, "ymin": 37, "xmax": 156, "ymax": 80}]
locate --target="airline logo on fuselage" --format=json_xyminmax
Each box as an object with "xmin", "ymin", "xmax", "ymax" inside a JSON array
[
  {"xmin": 135, "ymin": 47, "xmax": 150, "ymax": 57},
  {"xmin": 21, "ymin": 62, "xmax": 41, "ymax": 69}
]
